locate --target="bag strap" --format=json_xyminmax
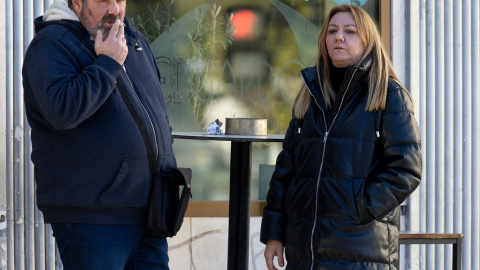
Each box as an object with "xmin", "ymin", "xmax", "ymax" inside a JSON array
[
  {"xmin": 59, "ymin": 22, "xmax": 159, "ymax": 176},
  {"xmin": 116, "ymin": 82, "xmax": 160, "ymax": 177}
]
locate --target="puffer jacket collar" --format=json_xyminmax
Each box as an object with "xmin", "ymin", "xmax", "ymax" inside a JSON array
[{"xmin": 300, "ymin": 56, "xmax": 373, "ymax": 115}]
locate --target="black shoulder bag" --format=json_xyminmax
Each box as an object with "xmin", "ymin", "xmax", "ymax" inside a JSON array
[{"xmin": 116, "ymin": 82, "xmax": 192, "ymax": 238}]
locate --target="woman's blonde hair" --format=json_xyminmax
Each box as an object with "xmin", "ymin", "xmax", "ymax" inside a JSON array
[{"xmin": 294, "ymin": 4, "xmax": 405, "ymax": 119}]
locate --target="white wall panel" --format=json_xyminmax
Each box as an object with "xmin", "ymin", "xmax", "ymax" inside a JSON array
[{"xmin": 393, "ymin": 0, "xmax": 480, "ymax": 269}]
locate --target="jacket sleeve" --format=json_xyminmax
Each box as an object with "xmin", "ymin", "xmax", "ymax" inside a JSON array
[
  {"xmin": 260, "ymin": 117, "xmax": 297, "ymax": 244},
  {"xmin": 362, "ymin": 86, "xmax": 422, "ymax": 221},
  {"xmin": 22, "ymin": 33, "xmax": 122, "ymax": 130}
]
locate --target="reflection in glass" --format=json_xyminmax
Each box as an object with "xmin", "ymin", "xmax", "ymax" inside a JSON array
[{"xmin": 127, "ymin": 0, "xmax": 379, "ymax": 201}]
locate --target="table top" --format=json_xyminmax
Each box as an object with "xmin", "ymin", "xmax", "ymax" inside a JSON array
[{"xmin": 172, "ymin": 132, "xmax": 284, "ymax": 142}]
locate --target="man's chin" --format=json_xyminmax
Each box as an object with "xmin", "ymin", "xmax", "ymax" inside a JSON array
[{"xmin": 99, "ymin": 29, "xmax": 110, "ymax": 40}]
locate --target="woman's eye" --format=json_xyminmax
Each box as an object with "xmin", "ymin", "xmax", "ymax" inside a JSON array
[
  {"xmin": 345, "ymin": 28, "xmax": 357, "ymax": 34},
  {"xmin": 328, "ymin": 29, "xmax": 336, "ymax": 34}
]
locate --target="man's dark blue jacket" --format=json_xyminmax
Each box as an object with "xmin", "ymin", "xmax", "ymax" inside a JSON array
[{"xmin": 22, "ymin": 16, "xmax": 176, "ymax": 224}]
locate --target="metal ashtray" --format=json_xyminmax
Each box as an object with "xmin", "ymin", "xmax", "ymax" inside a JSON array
[{"xmin": 225, "ymin": 118, "xmax": 267, "ymax": 135}]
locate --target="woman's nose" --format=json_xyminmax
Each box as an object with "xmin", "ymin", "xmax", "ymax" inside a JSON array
[{"xmin": 335, "ymin": 31, "xmax": 344, "ymax": 42}]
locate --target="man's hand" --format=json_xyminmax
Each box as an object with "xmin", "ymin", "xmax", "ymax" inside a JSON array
[
  {"xmin": 94, "ymin": 19, "xmax": 128, "ymax": 65},
  {"xmin": 264, "ymin": 239, "xmax": 285, "ymax": 270}
]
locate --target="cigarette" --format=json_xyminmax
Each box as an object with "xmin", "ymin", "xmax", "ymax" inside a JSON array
[{"xmin": 120, "ymin": 22, "xmax": 125, "ymax": 26}]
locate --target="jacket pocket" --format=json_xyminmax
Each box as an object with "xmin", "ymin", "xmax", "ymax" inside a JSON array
[
  {"xmin": 100, "ymin": 158, "xmax": 152, "ymax": 208},
  {"xmin": 353, "ymin": 178, "xmax": 373, "ymax": 224},
  {"xmin": 317, "ymin": 177, "xmax": 358, "ymax": 221}
]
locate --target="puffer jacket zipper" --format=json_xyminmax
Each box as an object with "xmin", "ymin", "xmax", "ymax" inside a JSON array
[
  {"xmin": 121, "ymin": 38, "xmax": 159, "ymax": 160},
  {"xmin": 301, "ymin": 69, "xmax": 357, "ymax": 270}
]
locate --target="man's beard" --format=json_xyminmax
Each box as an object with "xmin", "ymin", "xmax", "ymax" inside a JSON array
[{"xmin": 80, "ymin": 6, "xmax": 120, "ymax": 40}]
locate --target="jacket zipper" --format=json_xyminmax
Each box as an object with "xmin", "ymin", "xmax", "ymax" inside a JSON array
[
  {"xmin": 301, "ymin": 69, "xmax": 357, "ymax": 270},
  {"xmin": 74, "ymin": 33, "xmax": 158, "ymax": 158},
  {"xmin": 121, "ymin": 38, "xmax": 159, "ymax": 160}
]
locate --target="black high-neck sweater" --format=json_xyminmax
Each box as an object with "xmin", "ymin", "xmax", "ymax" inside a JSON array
[{"xmin": 329, "ymin": 64, "xmax": 348, "ymax": 93}]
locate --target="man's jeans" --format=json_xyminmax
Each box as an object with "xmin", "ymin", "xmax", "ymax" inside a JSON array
[{"xmin": 51, "ymin": 223, "xmax": 169, "ymax": 270}]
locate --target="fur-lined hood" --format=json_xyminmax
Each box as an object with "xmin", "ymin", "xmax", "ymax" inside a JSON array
[{"xmin": 43, "ymin": 0, "xmax": 78, "ymax": 21}]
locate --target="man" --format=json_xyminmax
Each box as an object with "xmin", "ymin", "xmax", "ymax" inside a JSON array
[{"xmin": 22, "ymin": 0, "xmax": 176, "ymax": 269}]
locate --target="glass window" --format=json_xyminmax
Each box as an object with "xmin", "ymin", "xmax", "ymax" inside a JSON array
[{"xmin": 126, "ymin": 0, "xmax": 380, "ymax": 201}]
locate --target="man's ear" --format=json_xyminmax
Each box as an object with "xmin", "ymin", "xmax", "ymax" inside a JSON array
[{"xmin": 70, "ymin": 0, "xmax": 83, "ymax": 16}]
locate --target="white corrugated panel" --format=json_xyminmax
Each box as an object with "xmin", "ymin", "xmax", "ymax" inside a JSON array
[
  {"xmin": 393, "ymin": 0, "xmax": 480, "ymax": 269},
  {"xmin": 3, "ymin": 0, "xmax": 57, "ymax": 269}
]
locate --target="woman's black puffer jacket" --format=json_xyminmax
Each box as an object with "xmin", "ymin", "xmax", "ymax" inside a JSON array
[{"xmin": 260, "ymin": 57, "xmax": 422, "ymax": 270}]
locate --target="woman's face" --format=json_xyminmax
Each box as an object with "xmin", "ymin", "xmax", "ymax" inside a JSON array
[{"xmin": 326, "ymin": 12, "xmax": 366, "ymax": 68}]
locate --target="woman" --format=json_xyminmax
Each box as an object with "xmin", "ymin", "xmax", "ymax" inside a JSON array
[{"xmin": 260, "ymin": 4, "xmax": 422, "ymax": 270}]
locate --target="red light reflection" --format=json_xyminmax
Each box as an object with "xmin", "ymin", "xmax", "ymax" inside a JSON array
[{"xmin": 230, "ymin": 9, "xmax": 258, "ymax": 41}]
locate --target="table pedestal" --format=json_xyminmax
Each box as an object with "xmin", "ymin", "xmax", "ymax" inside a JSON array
[
  {"xmin": 171, "ymin": 132, "xmax": 284, "ymax": 270},
  {"xmin": 227, "ymin": 141, "xmax": 252, "ymax": 270}
]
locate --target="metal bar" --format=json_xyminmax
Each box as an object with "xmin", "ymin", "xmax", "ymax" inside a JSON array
[
  {"xmin": 471, "ymin": 0, "xmax": 480, "ymax": 268},
  {"xmin": 400, "ymin": 239, "xmax": 458, "ymax": 245},
  {"xmin": 46, "ymin": 224, "xmax": 56, "ymax": 270},
  {"xmin": 390, "ymin": 1, "xmax": 406, "ymax": 82},
  {"xmin": 425, "ymin": 1, "xmax": 436, "ymax": 268},
  {"xmin": 34, "ymin": 0, "xmax": 44, "ymax": 17},
  {"xmin": 453, "ymin": 241, "xmax": 458, "ymax": 270},
  {"xmin": 34, "ymin": 209, "xmax": 45, "ymax": 270},
  {"xmin": 5, "ymin": 0, "xmax": 15, "ymax": 268},
  {"xmin": 23, "ymin": 0, "xmax": 35, "ymax": 268},
  {"xmin": 390, "ymin": 1, "xmax": 408, "ymax": 266},
  {"xmin": 227, "ymin": 141, "xmax": 252, "ymax": 270},
  {"xmin": 455, "ymin": 237, "xmax": 463, "ymax": 270},
  {"xmin": 453, "ymin": 0, "xmax": 463, "ymax": 246},
  {"xmin": 461, "ymin": 0, "xmax": 472, "ymax": 267},
  {"xmin": 444, "ymin": 0, "xmax": 455, "ymax": 268},
  {"xmin": 44, "ymin": 0, "xmax": 52, "ymax": 13},
  {"xmin": 419, "ymin": 1, "xmax": 428, "ymax": 268},
  {"xmin": 13, "ymin": 0, "xmax": 25, "ymax": 269},
  {"xmin": 405, "ymin": 0, "xmax": 422, "ymax": 267},
  {"xmin": 31, "ymin": 2, "xmax": 47, "ymax": 268},
  {"xmin": 0, "ymin": 1, "xmax": 8, "ymax": 269},
  {"xmin": 434, "ymin": 0, "xmax": 446, "ymax": 268}
]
